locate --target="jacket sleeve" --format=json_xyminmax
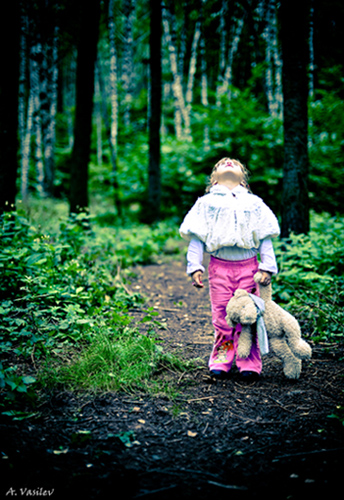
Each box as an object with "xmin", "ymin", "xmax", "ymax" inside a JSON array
[
  {"xmin": 186, "ymin": 237, "xmax": 205, "ymax": 275},
  {"xmin": 258, "ymin": 238, "xmax": 278, "ymax": 274}
]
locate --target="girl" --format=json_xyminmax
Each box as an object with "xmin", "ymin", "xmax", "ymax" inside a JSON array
[{"xmin": 179, "ymin": 157, "xmax": 280, "ymax": 380}]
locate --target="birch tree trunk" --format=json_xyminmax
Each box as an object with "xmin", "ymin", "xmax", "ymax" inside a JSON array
[
  {"xmin": 162, "ymin": 3, "xmax": 191, "ymax": 141},
  {"xmin": 31, "ymin": 40, "xmax": 45, "ymax": 197},
  {"xmin": 95, "ymin": 63, "xmax": 103, "ymax": 166},
  {"xmin": 308, "ymin": 0, "xmax": 314, "ymax": 146},
  {"xmin": 216, "ymin": 17, "xmax": 244, "ymax": 105},
  {"xmin": 42, "ymin": 25, "xmax": 59, "ymax": 197},
  {"xmin": 217, "ymin": 0, "xmax": 227, "ymax": 83},
  {"xmin": 271, "ymin": 6, "xmax": 283, "ymax": 120},
  {"xmin": 21, "ymin": 95, "xmax": 34, "ymax": 205},
  {"xmin": 19, "ymin": 10, "xmax": 29, "ymax": 205},
  {"xmin": 185, "ymin": 21, "xmax": 201, "ymax": 116},
  {"xmin": 199, "ymin": 11, "xmax": 209, "ymax": 150},
  {"xmin": 309, "ymin": 0, "xmax": 315, "ymax": 100},
  {"xmin": 263, "ymin": 1, "xmax": 275, "ymax": 116},
  {"xmin": 147, "ymin": 0, "xmax": 162, "ymax": 222},
  {"xmin": 108, "ymin": 0, "xmax": 121, "ymax": 215},
  {"xmin": 63, "ymin": 55, "xmax": 76, "ymax": 151},
  {"xmin": 263, "ymin": 0, "xmax": 283, "ymax": 119},
  {"xmin": 122, "ymin": 0, "xmax": 135, "ymax": 128}
]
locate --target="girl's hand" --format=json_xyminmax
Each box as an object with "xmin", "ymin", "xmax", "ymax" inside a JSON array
[
  {"xmin": 191, "ymin": 270, "xmax": 204, "ymax": 288},
  {"xmin": 259, "ymin": 271, "xmax": 272, "ymax": 286}
]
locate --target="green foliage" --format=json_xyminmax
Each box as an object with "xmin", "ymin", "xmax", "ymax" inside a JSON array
[
  {"xmin": 328, "ymin": 404, "xmax": 344, "ymax": 426},
  {"xmin": 53, "ymin": 75, "xmax": 344, "ymax": 223},
  {"xmin": 273, "ymin": 212, "xmax": 344, "ymax": 342},
  {"xmin": 309, "ymin": 91, "xmax": 344, "ymax": 214},
  {"xmin": 0, "ymin": 208, "xmax": 182, "ymax": 411},
  {"xmin": 96, "ymin": 86, "xmax": 284, "ymax": 221}
]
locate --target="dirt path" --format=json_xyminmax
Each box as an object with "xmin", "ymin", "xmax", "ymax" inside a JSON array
[{"xmin": 1, "ymin": 254, "xmax": 344, "ymax": 499}]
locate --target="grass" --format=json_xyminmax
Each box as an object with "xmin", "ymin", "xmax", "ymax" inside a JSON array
[{"xmin": 39, "ymin": 325, "xmax": 204, "ymax": 398}]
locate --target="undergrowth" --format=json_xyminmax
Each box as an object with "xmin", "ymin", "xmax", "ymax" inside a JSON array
[
  {"xmin": 0, "ymin": 208, "xmax": 192, "ymax": 417},
  {"xmin": 273, "ymin": 212, "xmax": 344, "ymax": 343},
  {"xmin": 1, "ymin": 205, "xmax": 343, "ymax": 418}
]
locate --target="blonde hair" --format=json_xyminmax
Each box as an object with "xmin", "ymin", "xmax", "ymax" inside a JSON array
[{"xmin": 205, "ymin": 157, "xmax": 251, "ymax": 193}]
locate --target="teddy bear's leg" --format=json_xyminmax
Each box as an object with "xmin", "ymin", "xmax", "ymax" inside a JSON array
[
  {"xmin": 269, "ymin": 338, "xmax": 302, "ymax": 379},
  {"xmin": 280, "ymin": 314, "xmax": 312, "ymax": 360},
  {"xmin": 237, "ymin": 325, "xmax": 253, "ymax": 359},
  {"xmin": 283, "ymin": 358, "xmax": 302, "ymax": 380}
]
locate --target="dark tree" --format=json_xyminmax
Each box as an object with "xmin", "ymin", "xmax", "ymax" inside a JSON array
[
  {"xmin": 69, "ymin": 0, "xmax": 101, "ymax": 214},
  {"xmin": 280, "ymin": 0, "xmax": 310, "ymax": 237},
  {"xmin": 0, "ymin": 1, "xmax": 20, "ymax": 214},
  {"xmin": 146, "ymin": 0, "xmax": 162, "ymax": 223}
]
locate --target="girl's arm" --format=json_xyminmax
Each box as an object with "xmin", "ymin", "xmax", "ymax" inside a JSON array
[
  {"xmin": 187, "ymin": 237, "xmax": 205, "ymax": 288},
  {"xmin": 258, "ymin": 238, "xmax": 278, "ymax": 285}
]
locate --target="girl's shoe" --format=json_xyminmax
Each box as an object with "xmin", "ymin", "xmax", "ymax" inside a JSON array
[
  {"xmin": 240, "ymin": 371, "xmax": 260, "ymax": 381},
  {"xmin": 210, "ymin": 370, "xmax": 230, "ymax": 379}
]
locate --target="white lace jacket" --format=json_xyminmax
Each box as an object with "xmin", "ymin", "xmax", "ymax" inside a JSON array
[{"xmin": 179, "ymin": 184, "xmax": 280, "ymax": 253}]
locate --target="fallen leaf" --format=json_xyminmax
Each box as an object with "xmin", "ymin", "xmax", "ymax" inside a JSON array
[
  {"xmin": 50, "ymin": 448, "xmax": 69, "ymax": 455},
  {"xmin": 138, "ymin": 419, "xmax": 146, "ymax": 424},
  {"xmin": 187, "ymin": 431, "xmax": 198, "ymax": 437}
]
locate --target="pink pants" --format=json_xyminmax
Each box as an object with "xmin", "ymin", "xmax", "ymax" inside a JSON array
[{"xmin": 208, "ymin": 255, "xmax": 262, "ymax": 374}]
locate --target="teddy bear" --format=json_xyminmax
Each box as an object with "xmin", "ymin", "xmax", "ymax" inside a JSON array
[{"xmin": 225, "ymin": 272, "xmax": 312, "ymax": 379}]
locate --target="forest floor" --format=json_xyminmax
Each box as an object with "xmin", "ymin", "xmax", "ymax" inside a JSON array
[{"xmin": 1, "ymin": 253, "xmax": 344, "ymax": 500}]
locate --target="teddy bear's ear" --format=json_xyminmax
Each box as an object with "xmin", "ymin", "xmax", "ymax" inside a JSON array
[{"xmin": 234, "ymin": 289, "xmax": 248, "ymax": 298}]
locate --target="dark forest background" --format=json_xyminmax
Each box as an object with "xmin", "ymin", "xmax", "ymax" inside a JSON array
[{"xmin": 0, "ymin": 0, "xmax": 343, "ymax": 232}]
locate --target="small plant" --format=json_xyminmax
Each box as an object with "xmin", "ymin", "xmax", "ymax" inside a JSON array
[{"xmin": 328, "ymin": 404, "xmax": 344, "ymax": 426}]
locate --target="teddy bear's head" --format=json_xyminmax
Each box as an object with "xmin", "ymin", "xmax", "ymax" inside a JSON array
[{"xmin": 225, "ymin": 289, "xmax": 257, "ymax": 327}]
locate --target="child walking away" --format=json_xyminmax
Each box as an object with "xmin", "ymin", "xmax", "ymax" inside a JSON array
[{"xmin": 179, "ymin": 158, "xmax": 280, "ymax": 381}]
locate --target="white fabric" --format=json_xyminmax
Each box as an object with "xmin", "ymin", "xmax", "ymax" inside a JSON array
[
  {"xmin": 186, "ymin": 237, "xmax": 278, "ymax": 276},
  {"xmin": 180, "ymin": 184, "xmax": 280, "ymax": 253},
  {"xmin": 248, "ymin": 293, "xmax": 270, "ymax": 355}
]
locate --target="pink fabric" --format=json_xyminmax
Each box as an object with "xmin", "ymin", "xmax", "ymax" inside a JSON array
[{"xmin": 208, "ymin": 255, "xmax": 262, "ymax": 374}]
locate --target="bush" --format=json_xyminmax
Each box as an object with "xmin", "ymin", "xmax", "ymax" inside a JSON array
[
  {"xmin": 273, "ymin": 212, "xmax": 344, "ymax": 342},
  {"xmin": 0, "ymin": 209, "xmax": 181, "ymax": 411}
]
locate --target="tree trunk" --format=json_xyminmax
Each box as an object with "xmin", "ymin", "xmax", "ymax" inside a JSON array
[
  {"xmin": 42, "ymin": 25, "xmax": 59, "ymax": 197},
  {"xmin": 199, "ymin": 1, "xmax": 209, "ymax": 150},
  {"xmin": 263, "ymin": 0, "xmax": 283, "ymax": 119},
  {"xmin": 185, "ymin": 21, "xmax": 201, "ymax": 115},
  {"xmin": 146, "ymin": 0, "xmax": 162, "ymax": 223},
  {"xmin": 0, "ymin": 1, "xmax": 20, "ymax": 214},
  {"xmin": 31, "ymin": 40, "xmax": 45, "ymax": 197},
  {"xmin": 264, "ymin": 0, "xmax": 275, "ymax": 116},
  {"xmin": 216, "ymin": 17, "xmax": 244, "ymax": 105},
  {"xmin": 280, "ymin": 0, "xmax": 310, "ymax": 237},
  {"xmin": 122, "ymin": 0, "xmax": 134, "ymax": 128},
  {"xmin": 107, "ymin": 0, "xmax": 121, "ymax": 215},
  {"xmin": 19, "ymin": 10, "xmax": 29, "ymax": 205},
  {"xmin": 70, "ymin": 0, "xmax": 101, "ymax": 214},
  {"xmin": 62, "ymin": 54, "xmax": 76, "ymax": 151},
  {"xmin": 217, "ymin": 0, "xmax": 227, "ymax": 83},
  {"xmin": 271, "ymin": 5, "xmax": 283, "ymax": 120},
  {"xmin": 95, "ymin": 62, "xmax": 103, "ymax": 167},
  {"xmin": 162, "ymin": 3, "xmax": 191, "ymax": 141},
  {"xmin": 309, "ymin": 0, "xmax": 315, "ymax": 100}
]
